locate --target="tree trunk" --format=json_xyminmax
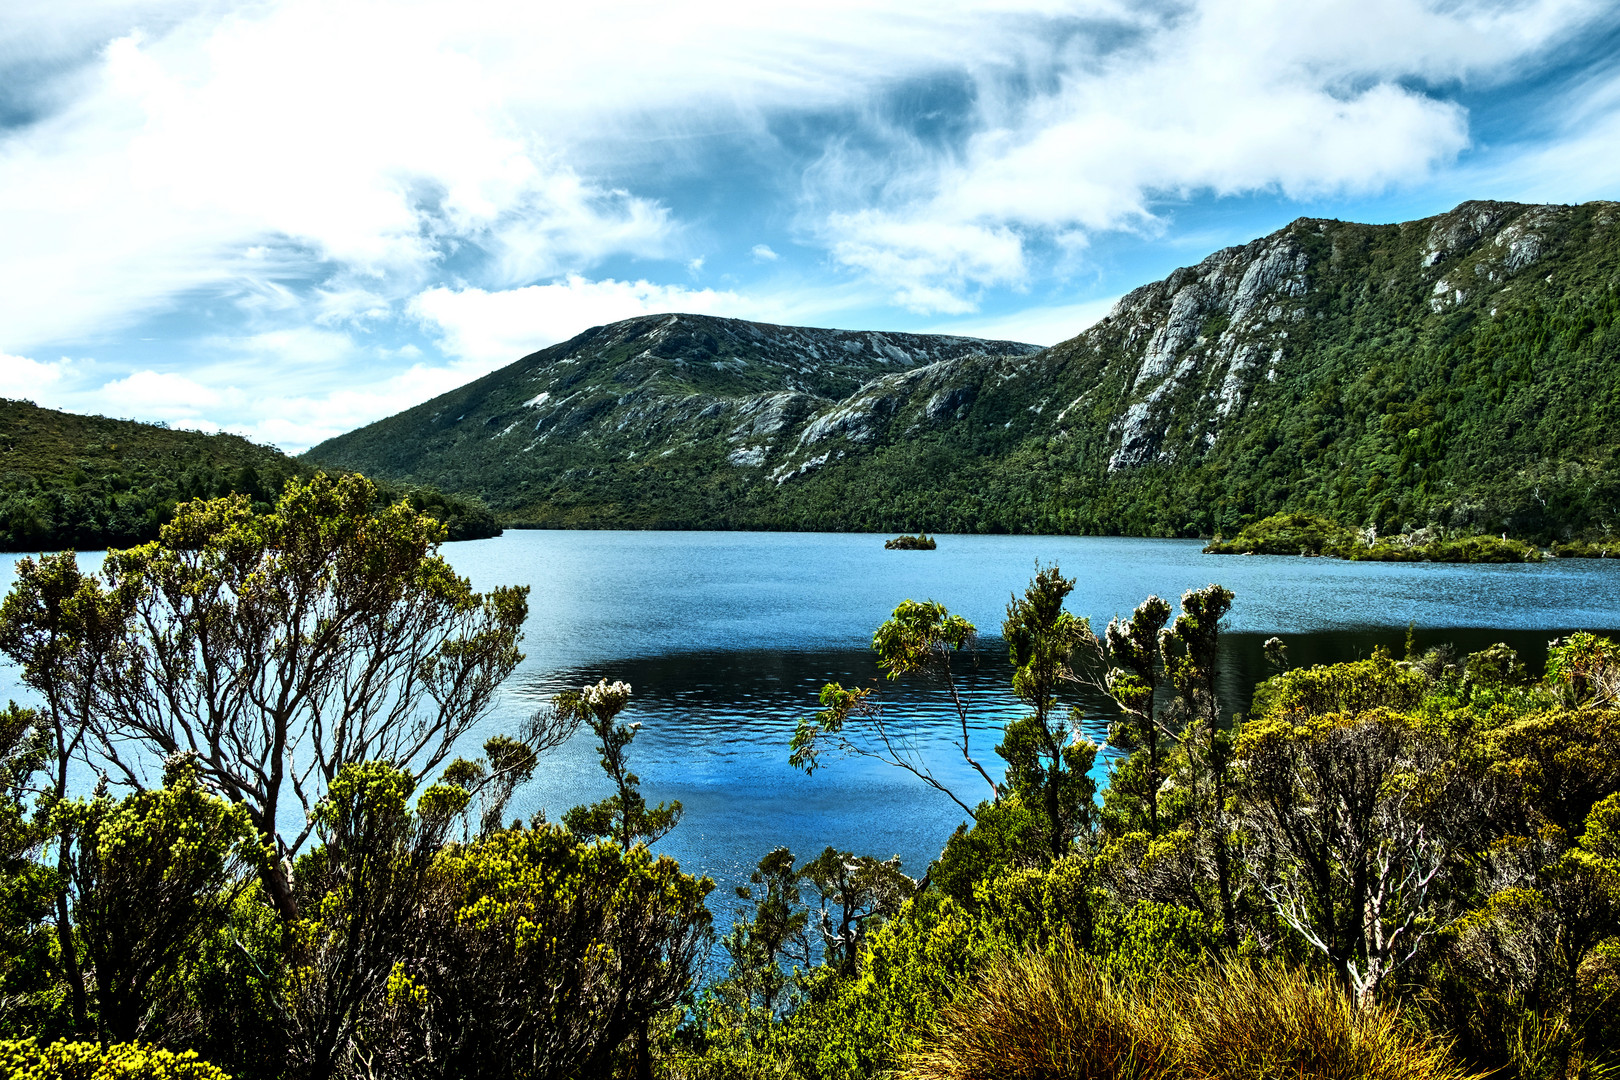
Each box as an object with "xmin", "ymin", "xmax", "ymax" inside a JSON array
[
  {"xmin": 54, "ymin": 850, "xmax": 89, "ymax": 1037},
  {"xmin": 635, "ymin": 1018, "xmax": 652, "ymax": 1080},
  {"xmin": 1210, "ymin": 726, "xmax": 1238, "ymax": 954}
]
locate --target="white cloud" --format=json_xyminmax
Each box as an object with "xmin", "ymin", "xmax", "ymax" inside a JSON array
[
  {"xmin": 751, "ymin": 244, "xmax": 780, "ymax": 262},
  {"xmin": 828, "ymin": 215, "xmax": 1027, "ymax": 313},
  {"xmin": 927, "ymin": 296, "xmax": 1120, "ymax": 348},
  {"xmin": 410, "ymin": 276, "xmax": 755, "ymax": 367},
  {"xmin": 6, "ymin": 0, "xmax": 1599, "ymax": 347},
  {"xmin": 812, "ymin": 0, "xmax": 1611, "ymax": 308},
  {"xmin": 95, "ymin": 369, "xmax": 226, "ymax": 418},
  {"xmin": 238, "ymin": 362, "xmax": 485, "ymax": 451},
  {"xmin": 0, "ymin": 354, "xmax": 76, "ymax": 400}
]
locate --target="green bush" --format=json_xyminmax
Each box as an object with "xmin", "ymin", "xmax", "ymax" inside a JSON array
[
  {"xmin": 1205, "ymin": 513, "xmax": 1354, "ymax": 556},
  {"xmin": 0, "ymin": 1039, "xmax": 230, "ymax": 1080}
]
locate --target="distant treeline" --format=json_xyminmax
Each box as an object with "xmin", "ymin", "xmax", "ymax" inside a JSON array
[{"xmin": 0, "ymin": 399, "xmax": 498, "ymax": 551}]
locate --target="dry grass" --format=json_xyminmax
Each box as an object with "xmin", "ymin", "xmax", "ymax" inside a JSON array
[{"xmin": 905, "ymin": 948, "xmax": 1477, "ymax": 1080}]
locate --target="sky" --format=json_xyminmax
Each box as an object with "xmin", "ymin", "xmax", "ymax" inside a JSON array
[{"xmin": 2, "ymin": 0, "xmax": 1619, "ymax": 452}]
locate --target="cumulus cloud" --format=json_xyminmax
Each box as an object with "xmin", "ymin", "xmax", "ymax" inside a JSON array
[
  {"xmin": 811, "ymin": 0, "xmax": 1614, "ymax": 309},
  {"xmin": 0, "ymin": 354, "xmax": 76, "ymax": 400},
  {"xmin": 828, "ymin": 215, "xmax": 1027, "ymax": 313},
  {"xmin": 410, "ymin": 276, "xmax": 755, "ymax": 367},
  {"xmin": 927, "ymin": 296, "xmax": 1121, "ymax": 348},
  {"xmin": 7, "ymin": 0, "xmax": 1603, "ymax": 343},
  {"xmin": 0, "ymin": 0, "xmax": 1613, "ymax": 441}
]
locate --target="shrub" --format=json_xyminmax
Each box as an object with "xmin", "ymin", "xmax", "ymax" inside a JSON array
[
  {"xmin": 905, "ymin": 943, "xmax": 1173, "ymax": 1080},
  {"xmin": 1204, "ymin": 513, "xmax": 1353, "ymax": 556},
  {"xmin": 1170, "ymin": 963, "xmax": 1473, "ymax": 1080},
  {"xmin": 0, "ymin": 1039, "xmax": 230, "ymax": 1079}
]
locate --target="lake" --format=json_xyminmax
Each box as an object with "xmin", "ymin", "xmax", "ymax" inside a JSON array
[{"xmin": 4, "ymin": 531, "xmax": 1618, "ymax": 921}]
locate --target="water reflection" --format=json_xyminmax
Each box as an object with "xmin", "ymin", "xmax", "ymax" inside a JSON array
[
  {"xmin": 501, "ymin": 624, "xmax": 1596, "ymax": 919},
  {"xmin": 3, "ymin": 532, "xmax": 1618, "ymax": 938}
]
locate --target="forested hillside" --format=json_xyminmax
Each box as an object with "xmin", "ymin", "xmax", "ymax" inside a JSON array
[
  {"xmin": 306, "ymin": 199, "xmax": 1620, "ymax": 541},
  {"xmin": 0, "ymin": 399, "xmax": 499, "ymax": 550}
]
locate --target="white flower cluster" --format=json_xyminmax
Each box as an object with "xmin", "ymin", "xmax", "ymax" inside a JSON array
[{"xmin": 582, "ymin": 678, "xmax": 632, "ymax": 710}]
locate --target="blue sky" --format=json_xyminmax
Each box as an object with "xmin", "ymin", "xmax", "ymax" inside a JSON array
[{"xmin": 3, "ymin": 0, "xmax": 1619, "ymax": 451}]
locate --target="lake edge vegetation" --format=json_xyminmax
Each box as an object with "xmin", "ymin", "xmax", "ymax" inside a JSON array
[{"xmin": 0, "ymin": 481, "xmax": 1615, "ymax": 1078}]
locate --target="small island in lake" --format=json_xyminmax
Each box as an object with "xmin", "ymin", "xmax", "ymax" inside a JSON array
[
  {"xmin": 1204, "ymin": 512, "xmax": 1543, "ymax": 563},
  {"xmin": 1551, "ymin": 536, "xmax": 1620, "ymax": 558},
  {"xmin": 885, "ymin": 532, "xmax": 937, "ymax": 550}
]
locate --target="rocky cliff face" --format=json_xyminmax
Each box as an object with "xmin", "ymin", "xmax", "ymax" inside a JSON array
[
  {"xmin": 1048, "ymin": 200, "xmax": 1616, "ymax": 476},
  {"xmin": 307, "ymin": 199, "xmax": 1620, "ymax": 538}
]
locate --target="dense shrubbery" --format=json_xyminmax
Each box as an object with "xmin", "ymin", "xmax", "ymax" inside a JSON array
[
  {"xmin": 0, "ymin": 485, "xmax": 1615, "ymax": 1078},
  {"xmin": 0, "ymin": 1037, "xmax": 231, "ymax": 1078},
  {"xmin": 883, "ymin": 534, "xmax": 936, "ymax": 550},
  {"xmin": 0, "ymin": 478, "xmax": 702, "ymax": 1079},
  {"xmin": 664, "ymin": 575, "xmax": 1620, "ymax": 1080},
  {"xmin": 1206, "ymin": 511, "xmax": 1544, "ymax": 562},
  {"xmin": 0, "ymin": 399, "xmax": 498, "ymax": 551},
  {"xmin": 1553, "ymin": 536, "xmax": 1620, "ymax": 558}
]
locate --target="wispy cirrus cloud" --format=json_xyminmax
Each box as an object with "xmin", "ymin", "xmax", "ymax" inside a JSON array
[{"xmin": 808, "ymin": 0, "xmax": 1615, "ymax": 311}]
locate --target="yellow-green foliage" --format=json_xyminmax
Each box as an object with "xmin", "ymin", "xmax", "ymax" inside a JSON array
[
  {"xmin": 1205, "ymin": 513, "xmax": 1542, "ymax": 562},
  {"xmin": 0, "ymin": 1039, "xmax": 230, "ymax": 1080},
  {"xmin": 1250, "ymin": 651, "xmax": 1429, "ymax": 721},
  {"xmin": 907, "ymin": 950, "xmax": 1477, "ymax": 1080},
  {"xmin": 1351, "ymin": 534, "xmax": 1542, "ymax": 563},
  {"xmin": 1552, "ymin": 537, "xmax": 1620, "ymax": 559},
  {"xmin": 1205, "ymin": 513, "xmax": 1354, "ymax": 556},
  {"xmin": 776, "ymin": 898, "xmax": 989, "ymax": 1080}
]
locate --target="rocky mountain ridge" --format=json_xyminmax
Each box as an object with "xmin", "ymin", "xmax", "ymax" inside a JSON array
[
  {"xmin": 306, "ymin": 315, "xmax": 1042, "ymax": 511},
  {"xmin": 307, "ymin": 199, "xmax": 1620, "ymax": 539}
]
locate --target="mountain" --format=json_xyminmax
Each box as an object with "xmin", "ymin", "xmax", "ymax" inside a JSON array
[
  {"xmin": 0, "ymin": 399, "xmax": 499, "ymax": 551},
  {"xmin": 303, "ymin": 320, "xmax": 1044, "ymax": 528},
  {"xmin": 305, "ymin": 199, "xmax": 1620, "ymax": 540}
]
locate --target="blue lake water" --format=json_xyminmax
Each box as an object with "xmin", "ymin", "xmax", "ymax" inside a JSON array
[{"xmin": 4, "ymin": 531, "xmax": 1619, "ymax": 920}]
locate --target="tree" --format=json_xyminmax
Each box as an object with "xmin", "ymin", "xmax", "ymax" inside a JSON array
[
  {"xmin": 1098, "ymin": 596, "xmax": 1173, "ymax": 838},
  {"xmin": 380, "ymin": 822, "xmax": 713, "ymax": 1080},
  {"xmin": 720, "ymin": 847, "xmax": 811, "ymax": 1015},
  {"xmin": 1162, "ymin": 584, "xmax": 1238, "ymax": 951},
  {"xmin": 282, "ymin": 762, "xmax": 464, "ymax": 1080},
  {"xmin": 558, "ymin": 680, "xmax": 681, "ymax": 848},
  {"xmin": 1237, "ymin": 707, "xmax": 1468, "ymax": 1008},
  {"xmin": 0, "ymin": 473, "xmax": 531, "ymax": 923},
  {"xmin": 999, "ymin": 567, "xmax": 1099, "ymax": 861},
  {"xmin": 438, "ymin": 733, "xmax": 547, "ymax": 841},
  {"xmin": 66, "ymin": 753, "xmax": 261, "ymax": 1045},
  {"xmin": 0, "ymin": 704, "xmax": 56, "ymax": 1037},
  {"xmin": 791, "ymin": 599, "xmax": 999, "ymax": 818},
  {"xmin": 1544, "ymin": 632, "xmax": 1620, "ymax": 708},
  {"xmin": 0, "ymin": 559, "xmax": 125, "ymax": 1029},
  {"xmin": 799, "ymin": 848, "xmax": 913, "ymax": 977}
]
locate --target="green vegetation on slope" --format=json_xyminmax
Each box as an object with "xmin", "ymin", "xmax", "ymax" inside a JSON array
[
  {"xmin": 0, "ymin": 398, "xmax": 499, "ymax": 550},
  {"xmin": 307, "ymin": 200, "xmax": 1620, "ymax": 543}
]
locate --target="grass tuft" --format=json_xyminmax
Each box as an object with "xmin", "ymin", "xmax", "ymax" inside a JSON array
[{"xmin": 906, "ymin": 947, "xmax": 1478, "ymax": 1080}]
